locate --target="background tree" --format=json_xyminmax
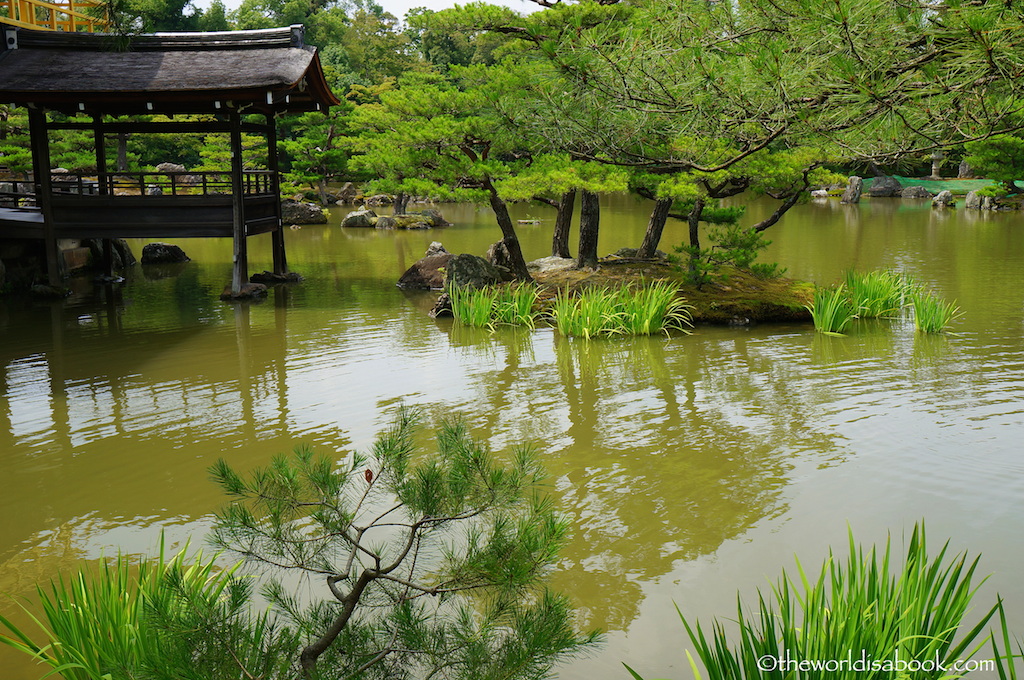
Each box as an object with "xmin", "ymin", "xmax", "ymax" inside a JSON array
[
  {"xmin": 964, "ymin": 133, "xmax": 1024, "ymax": 194},
  {"xmin": 210, "ymin": 407, "xmax": 598, "ymax": 679}
]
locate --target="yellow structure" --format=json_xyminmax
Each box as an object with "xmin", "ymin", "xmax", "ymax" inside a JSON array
[{"xmin": 1, "ymin": 0, "xmax": 108, "ymax": 32}]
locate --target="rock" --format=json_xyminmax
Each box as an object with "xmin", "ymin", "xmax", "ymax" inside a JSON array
[
  {"xmin": 397, "ymin": 252, "xmax": 453, "ymax": 290},
  {"xmin": 141, "ymin": 242, "xmax": 190, "ymax": 264},
  {"xmin": 445, "ymin": 253, "xmax": 514, "ymax": 289},
  {"xmin": 425, "ymin": 242, "xmax": 449, "ymax": 257},
  {"xmin": 958, "ymin": 160, "xmax": 972, "ymax": 178},
  {"xmin": 609, "ymin": 247, "xmax": 669, "ymax": 261},
  {"xmin": 250, "ymin": 270, "xmax": 303, "ymax": 284},
  {"xmin": 810, "ymin": 189, "xmax": 829, "ymax": 198},
  {"xmin": 840, "ymin": 176, "xmax": 863, "ymax": 204},
  {"xmin": 364, "ymin": 194, "xmax": 393, "ymax": 206},
  {"xmin": 485, "ymin": 240, "xmax": 519, "ymax": 277},
  {"xmin": 282, "ymin": 200, "xmax": 327, "ymax": 224},
  {"xmin": 84, "ymin": 238, "xmax": 136, "ymax": 269},
  {"xmin": 146, "ymin": 184, "xmax": 163, "ymax": 196},
  {"xmin": 341, "ymin": 209, "xmax": 378, "ymax": 228},
  {"xmin": 337, "ymin": 182, "xmax": 358, "ymax": 203},
  {"xmin": 377, "ymin": 215, "xmax": 431, "ymax": 230},
  {"xmin": 867, "ymin": 176, "xmax": 903, "ymax": 197},
  {"xmin": 901, "ymin": 186, "xmax": 933, "ymax": 199},
  {"xmin": 528, "ymin": 256, "xmax": 578, "ymax": 273},
  {"xmin": 155, "ymin": 162, "xmax": 186, "ymax": 174},
  {"xmin": 982, "ymin": 195, "xmax": 996, "ymax": 211},
  {"xmin": 932, "ymin": 190, "xmax": 956, "ymax": 208},
  {"xmin": 430, "ymin": 292, "xmax": 453, "ymax": 318},
  {"xmin": 964, "ymin": 190, "xmax": 982, "ymax": 210},
  {"xmin": 419, "ymin": 209, "xmax": 450, "ymax": 227},
  {"xmin": 220, "ymin": 283, "xmax": 268, "ymax": 301}
]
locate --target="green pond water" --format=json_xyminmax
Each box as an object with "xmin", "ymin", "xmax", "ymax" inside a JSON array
[{"xmin": 2, "ymin": 194, "xmax": 1024, "ymax": 678}]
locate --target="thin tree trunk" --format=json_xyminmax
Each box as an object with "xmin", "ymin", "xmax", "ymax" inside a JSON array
[
  {"xmin": 577, "ymin": 189, "xmax": 600, "ymax": 269},
  {"xmin": 116, "ymin": 132, "xmax": 129, "ymax": 172},
  {"xmin": 637, "ymin": 197, "xmax": 672, "ymax": 258},
  {"xmin": 552, "ymin": 188, "xmax": 575, "ymax": 258},
  {"xmin": 687, "ymin": 197, "xmax": 705, "ymax": 276},
  {"xmin": 485, "ymin": 179, "xmax": 532, "ymax": 281},
  {"xmin": 393, "ymin": 192, "xmax": 409, "ymax": 215}
]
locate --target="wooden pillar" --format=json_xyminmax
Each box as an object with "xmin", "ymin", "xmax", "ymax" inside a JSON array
[
  {"xmin": 266, "ymin": 113, "xmax": 288, "ymax": 275},
  {"xmin": 92, "ymin": 113, "xmax": 114, "ymax": 277},
  {"xmin": 27, "ymin": 106, "xmax": 61, "ymax": 286},
  {"xmin": 229, "ymin": 109, "xmax": 248, "ymax": 294}
]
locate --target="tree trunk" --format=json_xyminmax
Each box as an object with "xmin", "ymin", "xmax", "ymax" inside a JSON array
[
  {"xmin": 317, "ymin": 178, "xmax": 329, "ymax": 206},
  {"xmin": 300, "ymin": 571, "xmax": 374, "ymax": 678},
  {"xmin": 577, "ymin": 189, "xmax": 600, "ymax": 269},
  {"xmin": 687, "ymin": 197, "xmax": 705, "ymax": 276},
  {"xmin": 393, "ymin": 192, "xmax": 409, "ymax": 215},
  {"xmin": 637, "ymin": 197, "xmax": 672, "ymax": 258},
  {"xmin": 552, "ymin": 188, "xmax": 575, "ymax": 258},
  {"xmin": 485, "ymin": 180, "xmax": 533, "ymax": 281},
  {"xmin": 116, "ymin": 132, "xmax": 129, "ymax": 172}
]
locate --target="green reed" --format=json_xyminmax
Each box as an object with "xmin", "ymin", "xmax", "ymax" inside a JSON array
[
  {"xmin": 844, "ymin": 270, "xmax": 911, "ymax": 318},
  {"xmin": 448, "ymin": 284, "xmax": 539, "ymax": 329},
  {"xmin": 625, "ymin": 524, "xmax": 1009, "ymax": 680},
  {"xmin": 0, "ymin": 540, "xmax": 244, "ymax": 680},
  {"xmin": 551, "ymin": 284, "xmax": 692, "ymax": 338},
  {"xmin": 807, "ymin": 284, "xmax": 857, "ymax": 335},
  {"xmin": 913, "ymin": 291, "xmax": 962, "ymax": 333}
]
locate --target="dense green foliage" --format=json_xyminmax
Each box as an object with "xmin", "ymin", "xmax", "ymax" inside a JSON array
[
  {"xmin": 625, "ymin": 525, "xmax": 1013, "ymax": 680},
  {"xmin": 810, "ymin": 271, "xmax": 962, "ymax": 334},
  {"xmin": 964, "ymin": 134, "xmax": 1024, "ymax": 194}
]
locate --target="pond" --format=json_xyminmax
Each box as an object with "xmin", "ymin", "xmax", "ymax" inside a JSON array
[{"xmin": 2, "ymin": 194, "xmax": 1023, "ymax": 678}]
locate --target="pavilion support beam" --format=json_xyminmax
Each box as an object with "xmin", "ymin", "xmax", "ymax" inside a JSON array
[
  {"xmin": 28, "ymin": 106, "xmax": 62, "ymax": 287},
  {"xmin": 266, "ymin": 113, "xmax": 288, "ymax": 275},
  {"xmin": 92, "ymin": 113, "xmax": 115, "ymax": 278},
  {"xmin": 229, "ymin": 109, "xmax": 248, "ymax": 294}
]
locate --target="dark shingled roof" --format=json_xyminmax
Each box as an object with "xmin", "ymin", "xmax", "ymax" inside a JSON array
[{"xmin": 0, "ymin": 25, "xmax": 340, "ymax": 114}]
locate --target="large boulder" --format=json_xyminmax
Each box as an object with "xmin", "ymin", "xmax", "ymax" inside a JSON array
[
  {"xmin": 84, "ymin": 238, "xmax": 136, "ymax": 269},
  {"xmin": 840, "ymin": 176, "xmax": 863, "ymax": 204},
  {"xmin": 155, "ymin": 162, "xmax": 186, "ymax": 174},
  {"xmin": 376, "ymin": 215, "xmax": 432, "ymax": 230},
  {"xmin": 282, "ymin": 200, "xmax": 328, "ymax": 224},
  {"xmin": 958, "ymin": 160, "xmax": 973, "ymax": 178},
  {"xmin": 419, "ymin": 209, "xmax": 450, "ymax": 227},
  {"xmin": 901, "ymin": 186, "xmax": 933, "ymax": 199},
  {"xmin": 932, "ymin": 190, "xmax": 956, "ymax": 208},
  {"xmin": 142, "ymin": 242, "xmax": 190, "ymax": 264},
  {"xmin": 964, "ymin": 190, "xmax": 982, "ymax": 210},
  {"xmin": 397, "ymin": 243, "xmax": 453, "ymax": 290},
  {"xmin": 867, "ymin": 176, "xmax": 903, "ymax": 197},
  {"xmin": 336, "ymin": 182, "xmax": 358, "ymax": 203},
  {"xmin": 445, "ymin": 253, "xmax": 514, "ymax": 289},
  {"xmin": 341, "ymin": 209, "xmax": 378, "ymax": 228}
]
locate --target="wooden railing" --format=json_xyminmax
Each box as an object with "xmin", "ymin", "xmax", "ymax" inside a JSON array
[
  {"xmin": 1, "ymin": 171, "xmax": 278, "ymax": 206},
  {"xmin": 1, "ymin": 0, "xmax": 108, "ymax": 32}
]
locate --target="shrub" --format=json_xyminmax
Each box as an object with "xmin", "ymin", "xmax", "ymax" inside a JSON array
[{"xmin": 550, "ymin": 284, "xmax": 692, "ymax": 338}]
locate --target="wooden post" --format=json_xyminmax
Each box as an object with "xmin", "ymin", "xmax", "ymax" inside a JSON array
[
  {"xmin": 266, "ymin": 113, "xmax": 288, "ymax": 275},
  {"xmin": 28, "ymin": 106, "xmax": 62, "ymax": 287},
  {"xmin": 92, "ymin": 112, "xmax": 114, "ymax": 277},
  {"xmin": 229, "ymin": 109, "xmax": 248, "ymax": 294}
]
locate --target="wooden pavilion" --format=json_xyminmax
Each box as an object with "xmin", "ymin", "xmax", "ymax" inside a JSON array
[{"xmin": 0, "ymin": 24, "xmax": 339, "ymax": 294}]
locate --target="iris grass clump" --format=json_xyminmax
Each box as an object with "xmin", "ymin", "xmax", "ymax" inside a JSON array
[
  {"xmin": 913, "ymin": 290, "xmax": 962, "ymax": 333},
  {"xmin": 550, "ymin": 283, "xmax": 692, "ymax": 338},
  {"xmin": 844, "ymin": 269, "xmax": 912, "ymax": 318},
  {"xmin": 0, "ymin": 540, "xmax": 279, "ymax": 680},
  {"xmin": 624, "ymin": 524, "xmax": 1016, "ymax": 680},
  {"xmin": 807, "ymin": 284, "xmax": 857, "ymax": 335},
  {"xmin": 811, "ymin": 271, "xmax": 961, "ymax": 335},
  {"xmin": 448, "ymin": 283, "xmax": 539, "ymax": 329}
]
